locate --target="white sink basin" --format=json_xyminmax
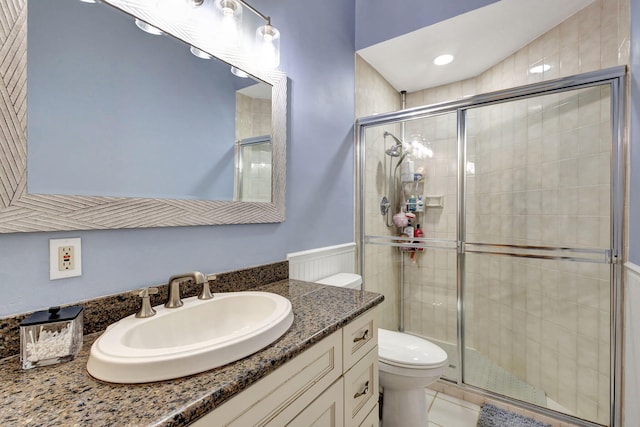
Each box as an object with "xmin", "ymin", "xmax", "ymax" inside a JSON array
[{"xmin": 87, "ymin": 291, "xmax": 294, "ymax": 383}]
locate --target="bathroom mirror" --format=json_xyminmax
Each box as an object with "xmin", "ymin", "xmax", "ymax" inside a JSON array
[{"xmin": 0, "ymin": 0, "xmax": 286, "ymax": 233}]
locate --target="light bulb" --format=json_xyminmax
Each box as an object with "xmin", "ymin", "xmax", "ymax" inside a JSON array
[
  {"xmin": 215, "ymin": 0, "xmax": 242, "ymax": 47},
  {"xmin": 218, "ymin": 0, "xmax": 240, "ymax": 17},
  {"xmin": 255, "ymin": 24, "xmax": 280, "ymax": 69}
]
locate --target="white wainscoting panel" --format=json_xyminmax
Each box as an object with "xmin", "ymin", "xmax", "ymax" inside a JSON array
[
  {"xmin": 624, "ymin": 262, "xmax": 640, "ymax": 426},
  {"xmin": 287, "ymin": 243, "xmax": 356, "ymax": 282}
]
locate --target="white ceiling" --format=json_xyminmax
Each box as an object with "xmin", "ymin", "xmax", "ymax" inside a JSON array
[{"xmin": 357, "ymin": 0, "xmax": 596, "ymax": 93}]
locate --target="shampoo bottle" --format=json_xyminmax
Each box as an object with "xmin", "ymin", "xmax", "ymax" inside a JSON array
[
  {"xmin": 403, "ymin": 221, "xmax": 414, "ymax": 241},
  {"xmin": 414, "ymin": 224, "xmax": 424, "ymax": 251},
  {"xmin": 408, "ymin": 195, "xmax": 416, "ymax": 212}
]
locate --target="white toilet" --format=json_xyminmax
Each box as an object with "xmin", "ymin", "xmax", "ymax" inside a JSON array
[{"xmin": 316, "ymin": 273, "xmax": 448, "ymax": 427}]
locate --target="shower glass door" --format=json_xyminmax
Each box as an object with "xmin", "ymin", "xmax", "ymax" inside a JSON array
[
  {"xmin": 462, "ymin": 84, "xmax": 613, "ymax": 425},
  {"xmin": 361, "ymin": 112, "xmax": 460, "ymax": 380},
  {"xmin": 358, "ymin": 67, "xmax": 624, "ymax": 427}
]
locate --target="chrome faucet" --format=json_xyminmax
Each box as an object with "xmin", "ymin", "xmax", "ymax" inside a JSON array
[{"xmin": 165, "ymin": 271, "xmax": 210, "ymax": 308}]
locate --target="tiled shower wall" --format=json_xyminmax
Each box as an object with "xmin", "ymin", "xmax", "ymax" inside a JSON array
[
  {"xmin": 398, "ymin": 0, "xmax": 626, "ymax": 424},
  {"xmin": 355, "ymin": 55, "xmax": 401, "ymax": 330},
  {"xmin": 235, "ymin": 93, "xmax": 272, "ymax": 141}
]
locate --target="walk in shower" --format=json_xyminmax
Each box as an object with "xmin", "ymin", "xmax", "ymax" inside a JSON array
[{"xmin": 356, "ymin": 67, "xmax": 625, "ymax": 426}]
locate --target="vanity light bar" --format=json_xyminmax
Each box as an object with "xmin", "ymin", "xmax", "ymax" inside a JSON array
[{"xmin": 190, "ymin": 0, "xmax": 281, "ymax": 68}]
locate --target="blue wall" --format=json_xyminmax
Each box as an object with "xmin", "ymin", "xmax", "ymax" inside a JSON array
[
  {"xmin": 0, "ymin": 0, "xmax": 356, "ymax": 316},
  {"xmin": 631, "ymin": 0, "xmax": 640, "ymax": 264},
  {"xmin": 355, "ymin": 0, "xmax": 498, "ymax": 50}
]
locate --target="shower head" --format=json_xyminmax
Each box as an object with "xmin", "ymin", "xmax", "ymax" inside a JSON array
[
  {"xmin": 385, "ymin": 145, "xmax": 402, "ymax": 157},
  {"xmin": 383, "ymin": 132, "xmax": 403, "ymax": 157}
]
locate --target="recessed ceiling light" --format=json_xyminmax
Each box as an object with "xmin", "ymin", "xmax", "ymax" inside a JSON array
[
  {"xmin": 433, "ymin": 54, "xmax": 454, "ymax": 66},
  {"xmin": 529, "ymin": 64, "xmax": 551, "ymax": 74}
]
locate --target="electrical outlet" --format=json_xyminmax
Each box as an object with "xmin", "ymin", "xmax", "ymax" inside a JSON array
[
  {"xmin": 50, "ymin": 238, "xmax": 82, "ymax": 280},
  {"xmin": 58, "ymin": 246, "xmax": 74, "ymax": 271}
]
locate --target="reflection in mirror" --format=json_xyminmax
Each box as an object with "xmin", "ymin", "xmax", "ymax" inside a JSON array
[
  {"xmin": 28, "ymin": 0, "xmax": 272, "ymax": 202},
  {"xmin": 235, "ymin": 136, "xmax": 272, "ymax": 202}
]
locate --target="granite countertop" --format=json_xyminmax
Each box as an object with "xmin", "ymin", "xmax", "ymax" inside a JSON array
[{"xmin": 0, "ymin": 279, "xmax": 383, "ymax": 427}]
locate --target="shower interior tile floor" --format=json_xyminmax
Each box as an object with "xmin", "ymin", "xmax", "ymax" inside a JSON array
[{"xmin": 435, "ymin": 339, "xmax": 548, "ymax": 406}]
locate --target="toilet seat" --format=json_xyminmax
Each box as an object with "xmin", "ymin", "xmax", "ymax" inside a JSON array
[{"xmin": 378, "ymin": 328, "xmax": 448, "ymax": 369}]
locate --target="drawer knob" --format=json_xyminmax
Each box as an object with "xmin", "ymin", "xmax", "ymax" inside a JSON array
[
  {"xmin": 353, "ymin": 329, "xmax": 370, "ymax": 343},
  {"xmin": 354, "ymin": 380, "xmax": 370, "ymax": 398}
]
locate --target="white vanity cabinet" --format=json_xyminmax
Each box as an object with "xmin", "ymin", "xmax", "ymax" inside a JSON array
[{"xmin": 192, "ymin": 306, "xmax": 379, "ymax": 427}]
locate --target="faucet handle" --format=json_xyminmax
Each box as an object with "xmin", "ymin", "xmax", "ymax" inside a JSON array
[
  {"xmin": 198, "ymin": 275, "xmax": 215, "ymax": 300},
  {"xmin": 131, "ymin": 287, "xmax": 159, "ymax": 318}
]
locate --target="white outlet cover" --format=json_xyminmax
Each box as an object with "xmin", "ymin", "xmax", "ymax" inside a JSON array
[{"xmin": 50, "ymin": 238, "xmax": 82, "ymax": 280}]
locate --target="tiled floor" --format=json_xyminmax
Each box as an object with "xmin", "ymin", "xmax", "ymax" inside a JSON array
[{"xmin": 426, "ymin": 388, "xmax": 481, "ymax": 427}]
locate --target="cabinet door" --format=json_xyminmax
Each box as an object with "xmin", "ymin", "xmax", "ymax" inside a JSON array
[
  {"xmin": 196, "ymin": 330, "xmax": 342, "ymax": 426},
  {"xmin": 286, "ymin": 379, "xmax": 344, "ymax": 427}
]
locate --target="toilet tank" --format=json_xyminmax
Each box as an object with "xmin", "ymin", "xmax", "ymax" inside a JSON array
[{"xmin": 316, "ymin": 273, "xmax": 362, "ymax": 290}]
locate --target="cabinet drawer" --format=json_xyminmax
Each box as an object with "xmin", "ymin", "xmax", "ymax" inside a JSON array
[
  {"xmin": 287, "ymin": 378, "xmax": 344, "ymax": 427},
  {"xmin": 358, "ymin": 404, "xmax": 379, "ymax": 427},
  {"xmin": 342, "ymin": 307, "xmax": 378, "ymax": 370},
  {"xmin": 197, "ymin": 330, "xmax": 343, "ymax": 427},
  {"xmin": 343, "ymin": 347, "xmax": 378, "ymax": 427}
]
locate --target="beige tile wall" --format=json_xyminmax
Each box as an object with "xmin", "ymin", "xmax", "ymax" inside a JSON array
[
  {"xmin": 235, "ymin": 93, "xmax": 272, "ymax": 141},
  {"xmin": 390, "ymin": 0, "xmax": 626, "ymax": 424},
  {"xmin": 356, "ymin": 55, "xmax": 402, "ymax": 330}
]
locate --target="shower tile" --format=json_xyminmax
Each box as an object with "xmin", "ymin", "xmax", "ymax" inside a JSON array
[
  {"xmin": 576, "ymin": 217, "xmax": 599, "ymax": 246},
  {"xmin": 558, "ymin": 357, "xmax": 578, "ymax": 412},
  {"xmin": 542, "ymin": 26, "xmax": 561, "ymax": 57},
  {"xmin": 579, "ymin": 2, "xmax": 602, "ymax": 39},
  {"xmin": 576, "ymin": 394, "xmax": 598, "ymax": 421},
  {"xmin": 577, "ymin": 334, "xmax": 598, "ymax": 370},
  {"xmin": 557, "ymin": 327, "xmax": 577, "ymax": 360},
  {"xmin": 578, "ymin": 95, "xmax": 601, "ymax": 129},
  {"xmin": 577, "ymin": 305, "xmax": 600, "ymax": 340},
  {"xmin": 578, "ymin": 125, "xmax": 601, "ymax": 156},
  {"xmin": 596, "ymin": 152, "xmax": 610, "ymax": 185},
  {"xmin": 559, "ymin": 45, "xmax": 580, "ymax": 77},
  {"xmin": 526, "ymin": 216, "xmax": 542, "ymax": 242},
  {"xmin": 577, "ymin": 186, "xmax": 600, "ymax": 216},
  {"xmin": 526, "ymin": 190, "xmax": 543, "ymax": 215},
  {"xmin": 526, "ymin": 165, "xmax": 543, "ymax": 190},
  {"xmin": 541, "ymin": 220, "xmax": 559, "ymax": 244},
  {"xmin": 541, "ymin": 188, "xmax": 559, "ymax": 214},
  {"xmin": 558, "ymin": 159, "xmax": 578, "ymax": 188},
  {"xmin": 577, "ymin": 276, "xmax": 601, "ymax": 309}
]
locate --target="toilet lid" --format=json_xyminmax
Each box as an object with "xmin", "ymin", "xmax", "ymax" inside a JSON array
[{"xmin": 378, "ymin": 329, "xmax": 448, "ymax": 369}]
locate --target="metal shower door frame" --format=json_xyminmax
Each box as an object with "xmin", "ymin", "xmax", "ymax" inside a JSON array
[{"xmin": 356, "ymin": 66, "xmax": 626, "ymax": 427}]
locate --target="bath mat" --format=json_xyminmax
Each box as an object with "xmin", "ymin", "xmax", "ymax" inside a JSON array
[{"xmin": 476, "ymin": 403, "xmax": 551, "ymax": 427}]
